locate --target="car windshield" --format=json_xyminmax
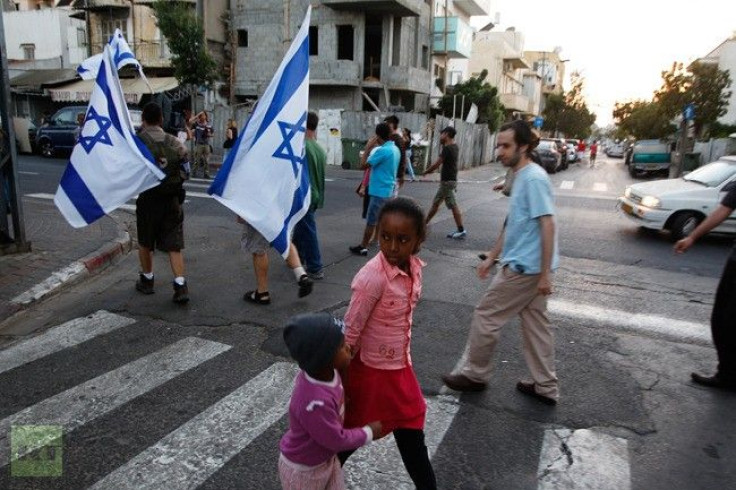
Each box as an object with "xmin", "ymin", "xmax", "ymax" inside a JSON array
[
  {"xmin": 683, "ymin": 160, "xmax": 736, "ymax": 187},
  {"xmin": 538, "ymin": 141, "xmax": 555, "ymax": 150}
]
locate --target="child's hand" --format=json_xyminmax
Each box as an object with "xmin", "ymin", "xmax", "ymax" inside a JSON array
[{"xmin": 367, "ymin": 421, "xmax": 384, "ymax": 440}]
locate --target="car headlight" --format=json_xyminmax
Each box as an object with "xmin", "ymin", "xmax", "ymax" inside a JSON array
[
  {"xmin": 624, "ymin": 187, "xmax": 631, "ymax": 198},
  {"xmin": 640, "ymin": 196, "xmax": 661, "ymax": 208}
]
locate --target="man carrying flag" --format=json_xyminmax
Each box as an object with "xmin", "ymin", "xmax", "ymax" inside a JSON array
[
  {"xmin": 134, "ymin": 102, "xmax": 191, "ymax": 304},
  {"xmin": 208, "ymin": 6, "xmax": 315, "ymax": 299}
]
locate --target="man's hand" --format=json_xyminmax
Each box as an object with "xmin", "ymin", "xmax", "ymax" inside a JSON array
[
  {"xmin": 492, "ymin": 182, "xmax": 504, "ymax": 191},
  {"xmin": 674, "ymin": 237, "xmax": 694, "ymax": 254},
  {"xmin": 477, "ymin": 257, "xmax": 496, "ymax": 280},
  {"xmin": 538, "ymin": 273, "xmax": 553, "ymax": 296}
]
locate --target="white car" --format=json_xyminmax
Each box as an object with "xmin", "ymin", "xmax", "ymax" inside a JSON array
[{"xmin": 618, "ymin": 156, "xmax": 736, "ymax": 239}]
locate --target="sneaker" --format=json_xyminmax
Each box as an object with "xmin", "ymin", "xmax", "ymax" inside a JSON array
[
  {"xmin": 447, "ymin": 230, "xmax": 468, "ymax": 239},
  {"xmin": 135, "ymin": 274, "xmax": 154, "ymax": 295},
  {"xmin": 297, "ymin": 274, "xmax": 313, "ymax": 298},
  {"xmin": 307, "ymin": 270, "xmax": 325, "ymax": 280},
  {"xmin": 349, "ymin": 245, "xmax": 368, "ymax": 256},
  {"xmin": 172, "ymin": 281, "xmax": 189, "ymax": 304}
]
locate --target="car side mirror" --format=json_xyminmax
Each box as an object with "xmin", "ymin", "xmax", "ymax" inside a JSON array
[{"xmin": 722, "ymin": 181, "xmax": 736, "ymax": 193}]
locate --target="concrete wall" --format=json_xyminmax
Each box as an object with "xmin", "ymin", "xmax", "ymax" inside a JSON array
[
  {"xmin": 430, "ymin": 115, "xmax": 494, "ymax": 169},
  {"xmin": 3, "ymin": 9, "xmax": 85, "ymax": 66},
  {"xmin": 694, "ymin": 138, "xmax": 736, "ymax": 164}
]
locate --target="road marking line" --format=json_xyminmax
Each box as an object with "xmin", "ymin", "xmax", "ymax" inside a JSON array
[
  {"xmin": 90, "ymin": 362, "xmax": 298, "ymax": 490},
  {"xmin": 537, "ymin": 428, "xmax": 630, "ymax": 490},
  {"xmin": 184, "ymin": 182, "xmax": 211, "ymax": 189},
  {"xmin": 0, "ymin": 337, "xmax": 231, "ymax": 467},
  {"xmin": 0, "ymin": 311, "xmax": 134, "ymax": 375},
  {"xmin": 344, "ymin": 395, "xmax": 459, "ymax": 489},
  {"xmin": 593, "ymin": 182, "xmax": 608, "ymax": 192},
  {"xmin": 19, "ymin": 171, "xmax": 39, "ymax": 175},
  {"xmin": 560, "ymin": 181, "xmax": 575, "ymax": 190},
  {"xmin": 548, "ymin": 299, "xmax": 710, "ymax": 345},
  {"xmin": 25, "ymin": 192, "xmax": 55, "ymax": 199},
  {"xmin": 185, "ymin": 191, "xmax": 212, "ymax": 199}
]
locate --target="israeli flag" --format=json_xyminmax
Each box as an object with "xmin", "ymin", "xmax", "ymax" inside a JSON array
[
  {"xmin": 77, "ymin": 28, "xmax": 148, "ymax": 85},
  {"xmin": 209, "ymin": 6, "xmax": 311, "ymax": 258},
  {"xmin": 54, "ymin": 45, "xmax": 165, "ymax": 228}
]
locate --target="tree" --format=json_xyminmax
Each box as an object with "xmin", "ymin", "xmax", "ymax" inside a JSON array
[
  {"xmin": 542, "ymin": 74, "xmax": 596, "ymax": 138},
  {"xmin": 613, "ymin": 100, "xmax": 674, "ymax": 140},
  {"xmin": 152, "ymin": 0, "xmax": 218, "ymax": 88},
  {"xmin": 437, "ymin": 70, "xmax": 505, "ymax": 132}
]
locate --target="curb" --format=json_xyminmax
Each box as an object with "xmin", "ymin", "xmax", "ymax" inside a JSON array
[{"xmin": 2, "ymin": 225, "xmax": 133, "ymax": 327}]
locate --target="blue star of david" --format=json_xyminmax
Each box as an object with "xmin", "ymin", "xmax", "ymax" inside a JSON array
[
  {"xmin": 78, "ymin": 106, "xmax": 113, "ymax": 154},
  {"xmin": 272, "ymin": 112, "xmax": 307, "ymax": 177}
]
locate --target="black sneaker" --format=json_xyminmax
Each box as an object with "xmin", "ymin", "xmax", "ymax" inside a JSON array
[
  {"xmin": 136, "ymin": 274, "xmax": 154, "ymax": 295},
  {"xmin": 349, "ymin": 245, "xmax": 368, "ymax": 256},
  {"xmin": 173, "ymin": 281, "xmax": 189, "ymax": 304},
  {"xmin": 297, "ymin": 275, "xmax": 313, "ymax": 298}
]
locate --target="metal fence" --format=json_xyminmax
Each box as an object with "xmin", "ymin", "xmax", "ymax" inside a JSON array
[{"xmin": 429, "ymin": 116, "xmax": 495, "ymax": 171}]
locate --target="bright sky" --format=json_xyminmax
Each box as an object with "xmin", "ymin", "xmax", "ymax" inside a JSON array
[{"xmin": 471, "ymin": 0, "xmax": 736, "ymax": 127}]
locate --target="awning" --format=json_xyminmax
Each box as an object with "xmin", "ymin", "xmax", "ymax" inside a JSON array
[
  {"xmin": 10, "ymin": 69, "xmax": 79, "ymax": 89},
  {"xmin": 46, "ymin": 77, "xmax": 179, "ymax": 104}
]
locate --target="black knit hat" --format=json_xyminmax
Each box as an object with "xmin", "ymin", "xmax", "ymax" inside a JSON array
[{"xmin": 283, "ymin": 313, "xmax": 345, "ymax": 374}]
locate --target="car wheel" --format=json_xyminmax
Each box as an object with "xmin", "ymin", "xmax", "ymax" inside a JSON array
[
  {"xmin": 628, "ymin": 165, "xmax": 637, "ymax": 178},
  {"xmin": 38, "ymin": 139, "xmax": 54, "ymax": 158},
  {"xmin": 670, "ymin": 212, "xmax": 703, "ymax": 241}
]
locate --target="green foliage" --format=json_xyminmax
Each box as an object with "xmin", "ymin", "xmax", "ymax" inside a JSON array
[
  {"xmin": 710, "ymin": 121, "xmax": 736, "ymax": 138},
  {"xmin": 542, "ymin": 74, "xmax": 596, "ymax": 138},
  {"xmin": 152, "ymin": 0, "xmax": 218, "ymax": 87},
  {"xmin": 614, "ymin": 61, "xmax": 732, "ymax": 140},
  {"xmin": 437, "ymin": 70, "xmax": 505, "ymax": 132}
]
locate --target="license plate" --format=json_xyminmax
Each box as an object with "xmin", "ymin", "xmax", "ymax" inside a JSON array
[
  {"xmin": 621, "ymin": 202, "xmax": 634, "ymax": 215},
  {"xmin": 646, "ymin": 164, "xmax": 659, "ymax": 170}
]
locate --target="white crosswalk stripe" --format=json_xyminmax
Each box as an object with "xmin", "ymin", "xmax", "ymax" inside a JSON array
[
  {"xmin": 560, "ymin": 181, "xmax": 575, "ymax": 190},
  {"xmin": 593, "ymin": 182, "xmax": 608, "ymax": 192},
  {"xmin": 345, "ymin": 395, "xmax": 459, "ymax": 489},
  {"xmin": 91, "ymin": 362, "xmax": 298, "ymax": 490},
  {"xmin": 0, "ymin": 310, "xmax": 134, "ymax": 375},
  {"xmin": 1, "ymin": 336, "xmax": 231, "ymax": 467}
]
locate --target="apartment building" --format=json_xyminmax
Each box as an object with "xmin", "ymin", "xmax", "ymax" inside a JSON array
[
  {"xmin": 231, "ymin": 0, "xmax": 433, "ymax": 112},
  {"xmin": 697, "ymin": 34, "xmax": 736, "ymax": 125}
]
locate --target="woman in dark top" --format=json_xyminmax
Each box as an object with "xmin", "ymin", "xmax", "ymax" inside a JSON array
[{"xmin": 223, "ymin": 119, "xmax": 238, "ymax": 160}]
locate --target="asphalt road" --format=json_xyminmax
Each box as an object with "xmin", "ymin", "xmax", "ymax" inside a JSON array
[{"xmin": 2, "ymin": 153, "xmax": 735, "ymax": 489}]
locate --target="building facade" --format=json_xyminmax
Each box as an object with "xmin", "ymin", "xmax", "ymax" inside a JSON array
[
  {"xmin": 697, "ymin": 34, "xmax": 736, "ymax": 125},
  {"xmin": 231, "ymin": 0, "xmax": 434, "ymax": 112}
]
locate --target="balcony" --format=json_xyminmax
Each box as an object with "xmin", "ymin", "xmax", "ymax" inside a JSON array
[
  {"xmin": 500, "ymin": 93, "xmax": 530, "ymax": 113},
  {"xmin": 453, "ymin": 0, "xmax": 491, "ymax": 16},
  {"xmin": 433, "ymin": 17, "xmax": 472, "ymax": 58},
  {"xmin": 72, "ymin": 0, "xmax": 130, "ymax": 10},
  {"xmin": 383, "ymin": 65, "xmax": 431, "ymax": 94},
  {"xmin": 310, "ymin": 60, "xmax": 361, "ymax": 87},
  {"xmin": 321, "ymin": 0, "xmax": 423, "ymax": 17}
]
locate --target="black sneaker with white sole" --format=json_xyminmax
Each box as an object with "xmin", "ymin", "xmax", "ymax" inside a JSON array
[{"xmin": 349, "ymin": 245, "xmax": 368, "ymax": 256}]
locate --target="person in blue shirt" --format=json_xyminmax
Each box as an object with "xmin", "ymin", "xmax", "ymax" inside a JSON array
[
  {"xmin": 442, "ymin": 119, "xmax": 560, "ymax": 405},
  {"xmin": 349, "ymin": 123, "xmax": 399, "ymax": 256}
]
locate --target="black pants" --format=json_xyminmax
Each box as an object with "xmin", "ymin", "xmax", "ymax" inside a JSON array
[
  {"xmin": 712, "ymin": 257, "xmax": 736, "ymax": 382},
  {"xmin": 339, "ymin": 429, "xmax": 437, "ymax": 490}
]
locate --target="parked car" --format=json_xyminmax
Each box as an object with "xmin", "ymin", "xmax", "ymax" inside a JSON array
[
  {"xmin": 541, "ymin": 138, "xmax": 568, "ymax": 170},
  {"xmin": 566, "ymin": 139, "xmax": 579, "ymax": 162},
  {"xmin": 606, "ymin": 141, "xmax": 626, "ymax": 158},
  {"xmin": 536, "ymin": 140, "xmax": 562, "ymax": 174},
  {"xmin": 626, "ymin": 139, "xmax": 672, "ymax": 177},
  {"xmin": 35, "ymin": 105, "xmax": 142, "ymax": 157},
  {"xmin": 617, "ymin": 156, "xmax": 736, "ymax": 239}
]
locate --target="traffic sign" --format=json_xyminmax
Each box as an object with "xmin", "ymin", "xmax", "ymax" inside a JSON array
[
  {"xmin": 533, "ymin": 116, "xmax": 544, "ymax": 128},
  {"xmin": 683, "ymin": 103, "xmax": 695, "ymax": 121}
]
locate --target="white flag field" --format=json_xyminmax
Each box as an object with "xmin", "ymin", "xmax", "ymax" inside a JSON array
[
  {"xmin": 77, "ymin": 28, "xmax": 149, "ymax": 88},
  {"xmin": 54, "ymin": 45, "xmax": 164, "ymax": 228},
  {"xmin": 209, "ymin": 6, "xmax": 312, "ymax": 258}
]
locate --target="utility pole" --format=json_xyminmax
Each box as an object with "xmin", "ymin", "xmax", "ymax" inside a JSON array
[{"xmin": 0, "ymin": 12, "xmax": 30, "ymax": 254}]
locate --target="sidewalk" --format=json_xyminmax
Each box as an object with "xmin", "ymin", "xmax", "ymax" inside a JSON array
[
  {"xmin": 0, "ymin": 160, "xmax": 503, "ymax": 325},
  {"xmin": 0, "ymin": 198, "xmax": 132, "ymax": 324}
]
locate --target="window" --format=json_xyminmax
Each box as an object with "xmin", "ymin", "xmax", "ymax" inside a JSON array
[
  {"xmin": 21, "ymin": 44, "xmax": 35, "ymax": 60},
  {"xmin": 237, "ymin": 29, "xmax": 248, "ymax": 47},
  {"xmin": 77, "ymin": 27, "xmax": 87, "ymax": 46},
  {"xmin": 391, "ymin": 17, "xmax": 401, "ymax": 66},
  {"xmin": 309, "ymin": 26, "xmax": 318, "ymax": 56},
  {"xmin": 100, "ymin": 19, "xmax": 127, "ymax": 45},
  {"xmin": 337, "ymin": 25, "xmax": 353, "ymax": 60},
  {"xmin": 421, "ymin": 45, "xmax": 429, "ymax": 69}
]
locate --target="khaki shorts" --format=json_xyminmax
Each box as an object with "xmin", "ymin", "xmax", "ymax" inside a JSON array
[
  {"xmin": 433, "ymin": 181, "xmax": 457, "ymax": 208},
  {"xmin": 241, "ymin": 222, "xmax": 269, "ymax": 255}
]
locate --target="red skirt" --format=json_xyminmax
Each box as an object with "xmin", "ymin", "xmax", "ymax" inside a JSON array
[{"xmin": 343, "ymin": 354, "xmax": 426, "ymax": 434}]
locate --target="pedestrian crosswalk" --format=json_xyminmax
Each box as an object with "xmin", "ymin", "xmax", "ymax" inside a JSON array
[{"xmin": 0, "ymin": 311, "xmax": 633, "ymax": 489}]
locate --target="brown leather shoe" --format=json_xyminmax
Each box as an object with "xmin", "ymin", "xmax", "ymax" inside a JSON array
[
  {"xmin": 516, "ymin": 381, "xmax": 557, "ymax": 406},
  {"xmin": 442, "ymin": 373, "xmax": 487, "ymax": 392}
]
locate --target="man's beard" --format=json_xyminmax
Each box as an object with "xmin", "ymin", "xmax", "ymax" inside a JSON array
[{"xmin": 503, "ymin": 150, "xmax": 523, "ymax": 168}]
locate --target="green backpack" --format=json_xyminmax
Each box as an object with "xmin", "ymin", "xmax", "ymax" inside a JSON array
[{"xmin": 139, "ymin": 131, "xmax": 188, "ymax": 196}]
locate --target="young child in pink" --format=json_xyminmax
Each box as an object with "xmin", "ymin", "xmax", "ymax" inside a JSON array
[
  {"xmin": 340, "ymin": 197, "xmax": 437, "ymax": 489},
  {"xmin": 280, "ymin": 313, "xmax": 383, "ymax": 490}
]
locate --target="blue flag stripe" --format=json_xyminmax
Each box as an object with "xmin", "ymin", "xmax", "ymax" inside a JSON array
[
  {"xmin": 95, "ymin": 63, "xmax": 124, "ymax": 137},
  {"xmin": 208, "ymin": 115, "xmax": 248, "ymax": 196},
  {"xmin": 59, "ymin": 163, "xmax": 105, "ymax": 225},
  {"xmin": 270, "ymin": 162, "xmax": 310, "ymax": 253},
  {"xmin": 252, "ymin": 36, "xmax": 309, "ymax": 146}
]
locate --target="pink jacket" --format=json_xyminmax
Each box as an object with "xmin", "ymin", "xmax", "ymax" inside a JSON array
[{"xmin": 344, "ymin": 252, "xmax": 424, "ymax": 370}]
